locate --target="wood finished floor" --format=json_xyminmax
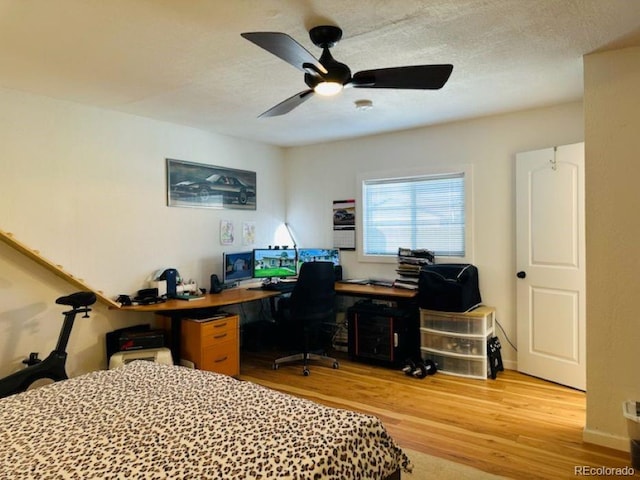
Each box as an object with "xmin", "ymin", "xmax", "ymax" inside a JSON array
[{"xmin": 239, "ymin": 349, "xmax": 633, "ymax": 480}]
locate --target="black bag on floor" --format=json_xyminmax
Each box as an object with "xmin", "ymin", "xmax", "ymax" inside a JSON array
[{"xmin": 418, "ymin": 264, "xmax": 481, "ymax": 312}]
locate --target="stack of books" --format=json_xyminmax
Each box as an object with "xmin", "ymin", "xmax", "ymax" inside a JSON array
[{"xmin": 394, "ymin": 247, "xmax": 435, "ymax": 290}]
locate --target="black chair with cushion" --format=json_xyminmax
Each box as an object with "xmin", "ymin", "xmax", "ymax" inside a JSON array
[{"xmin": 273, "ymin": 261, "xmax": 340, "ymax": 376}]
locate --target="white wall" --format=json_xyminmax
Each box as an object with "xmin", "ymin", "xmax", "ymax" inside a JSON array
[
  {"xmin": 0, "ymin": 87, "xmax": 285, "ymax": 377},
  {"xmin": 284, "ymin": 102, "xmax": 585, "ymax": 368},
  {"xmin": 584, "ymin": 46, "xmax": 640, "ymax": 451}
]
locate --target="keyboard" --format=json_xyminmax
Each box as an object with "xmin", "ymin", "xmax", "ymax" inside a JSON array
[
  {"xmin": 261, "ymin": 281, "xmax": 297, "ymax": 293},
  {"xmin": 339, "ymin": 278, "xmax": 395, "ymax": 288},
  {"xmin": 368, "ymin": 279, "xmax": 395, "ymax": 288}
]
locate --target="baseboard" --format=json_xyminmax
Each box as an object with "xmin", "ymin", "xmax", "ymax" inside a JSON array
[
  {"xmin": 583, "ymin": 427, "xmax": 629, "ymax": 452},
  {"xmin": 502, "ymin": 359, "xmax": 516, "ymax": 371}
]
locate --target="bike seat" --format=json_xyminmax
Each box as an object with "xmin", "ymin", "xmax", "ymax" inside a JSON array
[{"xmin": 56, "ymin": 291, "xmax": 97, "ymax": 308}]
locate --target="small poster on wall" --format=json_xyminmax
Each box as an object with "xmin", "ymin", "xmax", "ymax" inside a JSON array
[
  {"xmin": 333, "ymin": 199, "xmax": 356, "ymax": 250},
  {"xmin": 242, "ymin": 221, "xmax": 256, "ymax": 245},
  {"xmin": 220, "ymin": 220, "xmax": 234, "ymax": 245}
]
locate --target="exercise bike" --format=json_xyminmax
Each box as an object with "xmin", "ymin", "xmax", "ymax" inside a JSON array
[{"xmin": 0, "ymin": 291, "xmax": 96, "ymax": 399}]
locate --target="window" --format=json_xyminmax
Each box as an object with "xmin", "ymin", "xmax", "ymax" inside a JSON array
[{"xmin": 359, "ymin": 167, "xmax": 471, "ymax": 261}]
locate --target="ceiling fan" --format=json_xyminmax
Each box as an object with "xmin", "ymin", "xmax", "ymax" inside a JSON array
[{"xmin": 241, "ymin": 25, "xmax": 453, "ymax": 118}]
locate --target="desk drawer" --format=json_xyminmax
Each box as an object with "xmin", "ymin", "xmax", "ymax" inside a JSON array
[
  {"xmin": 199, "ymin": 318, "xmax": 237, "ymax": 348},
  {"xmin": 202, "ymin": 340, "xmax": 238, "ymax": 376}
]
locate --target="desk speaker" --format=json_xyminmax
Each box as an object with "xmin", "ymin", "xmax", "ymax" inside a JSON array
[
  {"xmin": 210, "ymin": 274, "xmax": 223, "ymax": 294},
  {"xmin": 334, "ymin": 265, "xmax": 343, "ymax": 281}
]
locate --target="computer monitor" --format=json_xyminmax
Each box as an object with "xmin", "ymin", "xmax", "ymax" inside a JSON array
[
  {"xmin": 252, "ymin": 248, "xmax": 298, "ymax": 280},
  {"xmin": 222, "ymin": 251, "xmax": 253, "ymax": 284},
  {"xmin": 297, "ymin": 248, "xmax": 340, "ymax": 267}
]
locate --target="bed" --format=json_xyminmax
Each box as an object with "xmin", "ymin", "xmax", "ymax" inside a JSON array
[{"xmin": 0, "ymin": 361, "xmax": 411, "ymax": 479}]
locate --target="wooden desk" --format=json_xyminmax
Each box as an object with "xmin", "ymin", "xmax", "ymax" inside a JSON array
[
  {"xmin": 112, "ymin": 283, "xmax": 415, "ymax": 368},
  {"xmin": 335, "ymin": 282, "xmax": 417, "ymax": 301},
  {"xmin": 111, "ymin": 288, "xmax": 280, "ymax": 365},
  {"xmin": 113, "ymin": 288, "xmax": 280, "ymax": 314},
  {"xmin": 113, "ymin": 283, "xmax": 414, "ymax": 314}
]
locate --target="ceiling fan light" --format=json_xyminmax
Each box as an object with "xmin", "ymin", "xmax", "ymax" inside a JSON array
[{"xmin": 314, "ymin": 81, "xmax": 343, "ymax": 96}]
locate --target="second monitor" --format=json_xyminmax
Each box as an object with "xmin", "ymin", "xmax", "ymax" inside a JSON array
[
  {"xmin": 297, "ymin": 248, "xmax": 340, "ymax": 266},
  {"xmin": 253, "ymin": 248, "xmax": 298, "ymax": 280}
]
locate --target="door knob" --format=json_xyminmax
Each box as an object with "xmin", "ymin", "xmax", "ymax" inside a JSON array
[{"xmin": 516, "ymin": 271, "xmax": 526, "ymax": 279}]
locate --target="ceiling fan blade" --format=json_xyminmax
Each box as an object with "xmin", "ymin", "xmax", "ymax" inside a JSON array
[
  {"xmin": 259, "ymin": 89, "xmax": 315, "ymax": 118},
  {"xmin": 241, "ymin": 32, "xmax": 327, "ymax": 75},
  {"xmin": 351, "ymin": 64, "xmax": 453, "ymax": 89}
]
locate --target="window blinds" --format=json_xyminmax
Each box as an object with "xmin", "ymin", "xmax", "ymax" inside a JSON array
[{"xmin": 362, "ymin": 173, "xmax": 465, "ymax": 256}]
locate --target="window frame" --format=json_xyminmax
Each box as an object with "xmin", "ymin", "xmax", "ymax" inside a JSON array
[{"xmin": 356, "ymin": 164, "xmax": 473, "ymax": 264}]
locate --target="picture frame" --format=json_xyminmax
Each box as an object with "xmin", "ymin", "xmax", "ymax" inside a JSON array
[
  {"xmin": 166, "ymin": 158, "xmax": 257, "ymax": 210},
  {"xmin": 333, "ymin": 199, "xmax": 356, "ymax": 250}
]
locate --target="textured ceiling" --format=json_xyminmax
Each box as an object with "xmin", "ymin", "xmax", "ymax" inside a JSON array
[{"xmin": 1, "ymin": 0, "xmax": 640, "ymax": 147}]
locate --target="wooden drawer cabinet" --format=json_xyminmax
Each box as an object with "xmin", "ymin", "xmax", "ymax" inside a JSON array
[{"xmin": 180, "ymin": 315, "xmax": 240, "ymax": 377}]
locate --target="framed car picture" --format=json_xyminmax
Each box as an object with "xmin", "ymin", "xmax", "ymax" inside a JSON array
[{"xmin": 166, "ymin": 158, "xmax": 257, "ymax": 210}]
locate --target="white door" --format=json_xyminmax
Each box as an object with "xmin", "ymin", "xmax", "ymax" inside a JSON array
[{"xmin": 516, "ymin": 143, "xmax": 585, "ymax": 390}]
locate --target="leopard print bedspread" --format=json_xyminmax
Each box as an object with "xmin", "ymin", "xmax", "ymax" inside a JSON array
[{"xmin": 0, "ymin": 361, "xmax": 411, "ymax": 479}]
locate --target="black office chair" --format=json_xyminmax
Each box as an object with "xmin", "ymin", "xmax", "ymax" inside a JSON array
[{"xmin": 273, "ymin": 261, "xmax": 340, "ymax": 376}]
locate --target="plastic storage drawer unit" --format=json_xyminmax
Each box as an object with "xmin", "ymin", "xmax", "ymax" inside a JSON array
[{"xmin": 419, "ymin": 306, "xmax": 495, "ymax": 379}]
